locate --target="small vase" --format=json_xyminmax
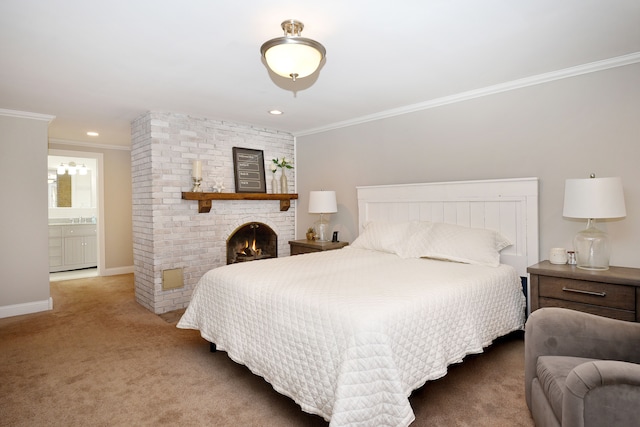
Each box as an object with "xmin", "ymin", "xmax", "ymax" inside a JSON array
[
  {"xmin": 271, "ymin": 174, "xmax": 278, "ymax": 194},
  {"xmin": 280, "ymin": 169, "xmax": 288, "ymax": 194}
]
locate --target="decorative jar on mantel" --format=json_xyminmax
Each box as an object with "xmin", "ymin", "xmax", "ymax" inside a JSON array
[{"xmin": 280, "ymin": 170, "xmax": 288, "ymax": 194}]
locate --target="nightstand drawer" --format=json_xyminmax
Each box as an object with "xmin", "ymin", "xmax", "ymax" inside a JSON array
[
  {"xmin": 528, "ymin": 261, "xmax": 640, "ymax": 322},
  {"xmin": 538, "ymin": 297, "xmax": 636, "ymax": 322},
  {"xmin": 539, "ymin": 276, "xmax": 635, "ymax": 310},
  {"xmin": 291, "ymin": 245, "xmax": 322, "ymax": 255}
]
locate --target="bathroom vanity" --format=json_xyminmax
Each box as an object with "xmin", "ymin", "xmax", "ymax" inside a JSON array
[{"xmin": 49, "ymin": 222, "xmax": 97, "ymax": 272}]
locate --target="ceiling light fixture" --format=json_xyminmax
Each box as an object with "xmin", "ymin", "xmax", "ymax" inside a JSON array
[
  {"xmin": 260, "ymin": 19, "xmax": 326, "ymax": 82},
  {"xmin": 269, "ymin": 109, "xmax": 283, "ymax": 115},
  {"xmin": 87, "ymin": 131, "xmax": 99, "ymax": 136}
]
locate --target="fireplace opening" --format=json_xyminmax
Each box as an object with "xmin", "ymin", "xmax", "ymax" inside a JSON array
[{"xmin": 227, "ymin": 222, "xmax": 277, "ymax": 264}]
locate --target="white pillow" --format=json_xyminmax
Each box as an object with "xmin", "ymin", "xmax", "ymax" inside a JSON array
[
  {"xmin": 350, "ymin": 221, "xmax": 416, "ymax": 254},
  {"xmin": 393, "ymin": 221, "xmax": 434, "ymax": 258},
  {"xmin": 402, "ymin": 222, "xmax": 512, "ymax": 267}
]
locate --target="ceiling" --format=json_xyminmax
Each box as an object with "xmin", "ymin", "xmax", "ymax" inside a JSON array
[{"xmin": 2, "ymin": 1, "xmax": 639, "ymax": 147}]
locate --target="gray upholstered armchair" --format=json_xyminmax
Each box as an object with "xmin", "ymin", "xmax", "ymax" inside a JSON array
[{"xmin": 525, "ymin": 307, "xmax": 640, "ymax": 427}]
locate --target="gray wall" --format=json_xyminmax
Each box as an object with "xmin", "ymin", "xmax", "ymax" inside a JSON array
[
  {"xmin": 296, "ymin": 63, "xmax": 640, "ymax": 268},
  {"xmin": 0, "ymin": 112, "xmax": 51, "ymax": 315}
]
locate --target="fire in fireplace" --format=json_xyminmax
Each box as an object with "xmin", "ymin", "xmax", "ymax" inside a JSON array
[{"xmin": 227, "ymin": 222, "xmax": 277, "ymax": 264}]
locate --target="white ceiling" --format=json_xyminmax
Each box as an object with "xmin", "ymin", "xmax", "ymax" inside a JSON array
[{"xmin": 2, "ymin": 0, "xmax": 639, "ymax": 147}]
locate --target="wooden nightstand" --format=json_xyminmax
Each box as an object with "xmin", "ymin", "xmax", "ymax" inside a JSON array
[
  {"xmin": 289, "ymin": 239, "xmax": 349, "ymax": 255},
  {"xmin": 528, "ymin": 260, "xmax": 640, "ymax": 322}
]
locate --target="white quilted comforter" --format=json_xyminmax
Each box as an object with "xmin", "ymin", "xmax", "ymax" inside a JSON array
[{"xmin": 177, "ymin": 247, "xmax": 526, "ymax": 426}]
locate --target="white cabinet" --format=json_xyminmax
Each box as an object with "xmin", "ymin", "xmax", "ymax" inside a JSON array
[
  {"xmin": 48, "ymin": 226, "xmax": 64, "ymax": 268},
  {"xmin": 49, "ymin": 224, "xmax": 97, "ymax": 272}
]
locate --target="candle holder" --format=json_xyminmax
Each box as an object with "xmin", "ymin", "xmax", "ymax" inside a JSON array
[{"xmin": 191, "ymin": 177, "xmax": 202, "ymax": 192}]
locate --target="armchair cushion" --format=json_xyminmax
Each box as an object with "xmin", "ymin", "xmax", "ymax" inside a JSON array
[
  {"xmin": 537, "ymin": 356, "xmax": 597, "ymax": 422},
  {"xmin": 564, "ymin": 360, "xmax": 640, "ymax": 427}
]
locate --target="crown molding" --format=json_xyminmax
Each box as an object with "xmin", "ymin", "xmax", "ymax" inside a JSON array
[
  {"xmin": 49, "ymin": 138, "xmax": 131, "ymax": 151},
  {"xmin": 295, "ymin": 52, "xmax": 640, "ymax": 137},
  {"xmin": 0, "ymin": 108, "xmax": 55, "ymax": 122}
]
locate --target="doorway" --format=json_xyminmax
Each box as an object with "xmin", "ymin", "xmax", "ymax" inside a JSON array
[{"xmin": 48, "ymin": 149, "xmax": 104, "ymax": 279}]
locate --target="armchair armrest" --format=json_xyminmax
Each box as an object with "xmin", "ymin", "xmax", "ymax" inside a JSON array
[
  {"xmin": 563, "ymin": 360, "xmax": 640, "ymax": 427},
  {"xmin": 524, "ymin": 307, "xmax": 640, "ymax": 409}
]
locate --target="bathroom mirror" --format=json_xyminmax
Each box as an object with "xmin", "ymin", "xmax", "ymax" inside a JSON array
[{"xmin": 48, "ymin": 156, "xmax": 97, "ymax": 209}]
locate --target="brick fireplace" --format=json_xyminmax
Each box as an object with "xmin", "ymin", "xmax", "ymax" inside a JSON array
[{"xmin": 131, "ymin": 112, "xmax": 295, "ymax": 314}]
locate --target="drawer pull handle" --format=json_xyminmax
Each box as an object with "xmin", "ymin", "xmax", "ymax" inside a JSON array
[{"xmin": 562, "ymin": 287, "xmax": 606, "ymax": 297}]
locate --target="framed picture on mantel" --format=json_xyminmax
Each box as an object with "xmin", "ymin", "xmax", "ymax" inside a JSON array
[{"xmin": 232, "ymin": 147, "xmax": 267, "ymax": 193}]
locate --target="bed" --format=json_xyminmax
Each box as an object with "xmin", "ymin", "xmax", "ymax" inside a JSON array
[{"xmin": 177, "ymin": 178, "xmax": 539, "ymax": 427}]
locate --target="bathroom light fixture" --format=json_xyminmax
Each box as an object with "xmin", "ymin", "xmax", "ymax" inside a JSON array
[
  {"xmin": 56, "ymin": 162, "xmax": 88, "ymax": 176},
  {"xmin": 309, "ymin": 190, "xmax": 337, "ymax": 242},
  {"xmin": 260, "ymin": 19, "xmax": 326, "ymax": 82},
  {"xmin": 86, "ymin": 131, "xmax": 99, "ymax": 137},
  {"xmin": 563, "ymin": 174, "xmax": 626, "ymax": 270}
]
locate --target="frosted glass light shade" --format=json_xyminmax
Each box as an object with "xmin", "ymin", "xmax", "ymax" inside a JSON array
[
  {"xmin": 260, "ymin": 20, "xmax": 326, "ymax": 81},
  {"xmin": 263, "ymin": 42, "xmax": 324, "ymax": 79}
]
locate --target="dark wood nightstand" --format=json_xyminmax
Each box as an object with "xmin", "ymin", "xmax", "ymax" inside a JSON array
[
  {"xmin": 528, "ymin": 260, "xmax": 640, "ymax": 322},
  {"xmin": 289, "ymin": 239, "xmax": 349, "ymax": 255}
]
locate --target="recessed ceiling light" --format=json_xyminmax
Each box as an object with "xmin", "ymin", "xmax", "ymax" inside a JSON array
[
  {"xmin": 87, "ymin": 131, "xmax": 99, "ymax": 136},
  {"xmin": 268, "ymin": 110, "xmax": 283, "ymax": 115}
]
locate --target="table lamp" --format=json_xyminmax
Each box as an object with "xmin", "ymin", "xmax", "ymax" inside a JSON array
[
  {"xmin": 308, "ymin": 191, "xmax": 337, "ymax": 242},
  {"xmin": 563, "ymin": 175, "xmax": 626, "ymax": 270}
]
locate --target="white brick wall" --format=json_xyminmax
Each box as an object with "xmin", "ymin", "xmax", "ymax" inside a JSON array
[{"xmin": 131, "ymin": 112, "xmax": 295, "ymax": 314}]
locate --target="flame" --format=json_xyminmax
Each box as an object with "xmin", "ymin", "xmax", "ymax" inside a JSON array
[{"xmin": 239, "ymin": 239, "xmax": 258, "ymax": 255}]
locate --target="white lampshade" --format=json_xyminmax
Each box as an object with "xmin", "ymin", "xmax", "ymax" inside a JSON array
[
  {"xmin": 563, "ymin": 177, "xmax": 626, "ymax": 219},
  {"xmin": 308, "ymin": 191, "xmax": 337, "ymax": 214},
  {"xmin": 563, "ymin": 176, "xmax": 626, "ymax": 270}
]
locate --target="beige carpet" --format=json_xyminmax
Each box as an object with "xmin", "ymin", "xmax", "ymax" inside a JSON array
[{"xmin": 0, "ymin": 274, "xmax": 534, "ymax": 426}]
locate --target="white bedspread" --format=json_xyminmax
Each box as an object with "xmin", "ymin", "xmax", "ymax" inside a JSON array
[{"xmin": 177, "ymin": 247, "xmax": 526, "ymax": 427}]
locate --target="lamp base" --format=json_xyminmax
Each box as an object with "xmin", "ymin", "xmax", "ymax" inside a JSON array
[
  {"xmin": 316, "ymin": 221, "xmax": 329, "ymax": 242},
  {"xmin": 574, "ymin": 219, "xmax": 610, "ymax": 271}
]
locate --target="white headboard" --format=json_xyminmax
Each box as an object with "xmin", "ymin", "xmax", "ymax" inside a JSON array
[{"xmin": 356, "ymin": 178, "xmax": 539, "ymax": 277}]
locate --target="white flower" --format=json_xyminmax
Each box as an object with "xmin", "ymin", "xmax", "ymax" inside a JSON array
[
  {"xmin": 272, "ymin": 157, "xmax": 293, "ymax": 170},
  {"xmin": 270, "ymin": 163, "xmax": 278, "ymax": 173}
]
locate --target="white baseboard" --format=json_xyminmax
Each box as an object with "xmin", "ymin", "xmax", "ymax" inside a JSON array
[
  {"xmin": 0, "ymin": 297, "xmax": 53, "ymax": 319},
  {"xmin": 102, "ymin": 265, "xmax": 134, "ymax": 276}
]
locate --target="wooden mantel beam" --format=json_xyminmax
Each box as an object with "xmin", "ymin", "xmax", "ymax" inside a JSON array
[{"xmin": 181, "ymin": 192, "xmax": 298, "ymax": 213}]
